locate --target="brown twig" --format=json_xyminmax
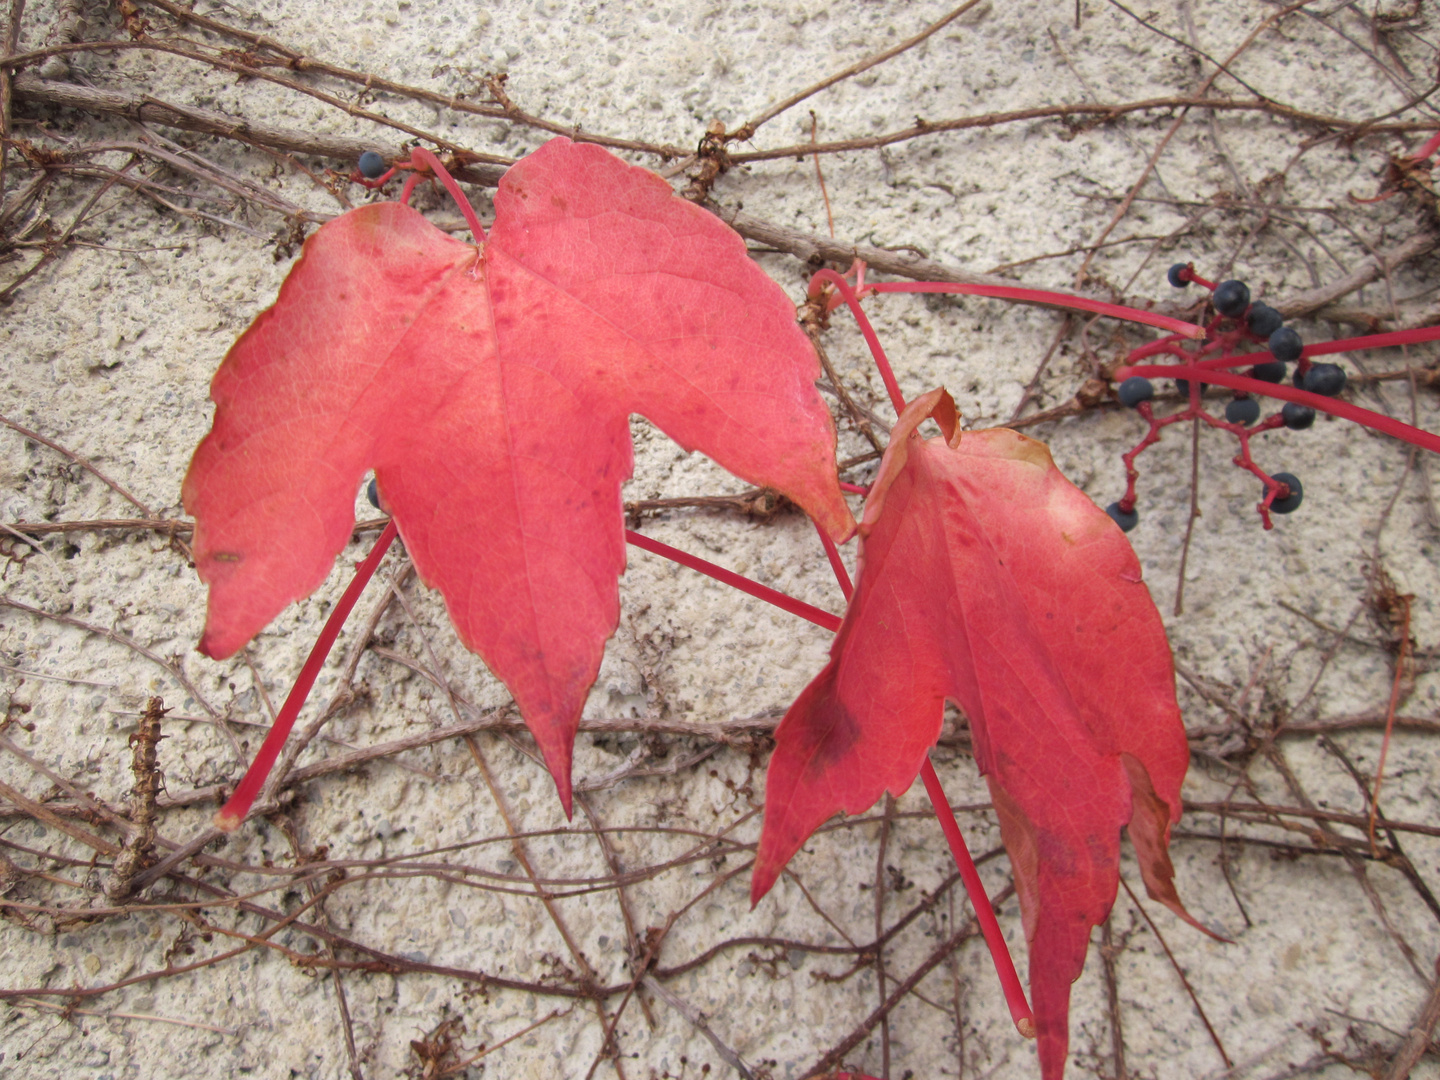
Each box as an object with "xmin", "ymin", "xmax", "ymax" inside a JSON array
[
  {"xmin": 0, "ymin": 414, "xmax": 153, "ymax": 518},
  {"xmin": 0, "ymin": 0, "xmax": 24, "ymax": 208},
  {"xmin": 1380, "ymin": 957, "xmax": 1440, "ymax": 1080},
  {"xmin": 1119, "ymin": 879, "xmax": 1231, "ymax": 1070},
  {"xmin": 734, "ymin": 0, "xmax": 985, "ymax": 141},
  {"xmin": 801, "ymin": 892, "xmax": 1007, "ymax": 1078},
  {"xmin": 729, "ymin": 94, "xmax": 1439, "ymax": 165},
  {"xmin": 1099, "ymin": 916, "xmax": 1129, "ymax": 1080},
  {"xmin": 0, "ymin": 595, "xmax": 229, "ymax": 741},
  {"xmin": 12, "ymin": 73, "xmax": 505, "ymax": 181},
  {"xmin": 643, "ymin": 974, "xmax": 756, "ymax": 1080},
  {"xmin": 874, "ymin": 794, "xmax": 894, "ymax": 1077},
  {"xmin": 103, "ymin": 696, "xmax": 167, "ymax": 901}
]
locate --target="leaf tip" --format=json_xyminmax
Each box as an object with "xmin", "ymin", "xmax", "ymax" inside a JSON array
[
  {"xmin": 196, "ymin": 630, "xmax": 237, "ymax": 662},
  {"xmin": 929, "ymin": 387, "xmax": 960, "ymax": 445},
  {"xmin": 748, "ymin": 861, "xmax": 779, "ymax": 908},
  {"xmin": 1167, "ymin": 902, "xmax": 1234, "ymax": 944}
]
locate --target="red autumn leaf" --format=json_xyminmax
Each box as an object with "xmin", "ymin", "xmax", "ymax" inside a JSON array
[
  {"xmin": 183, "ymin": 137, "xmax": 853, "ymax": 813},
  {"xmin": 753, "ymin": 388, "xmax": 1211, "ymax": 1079}
]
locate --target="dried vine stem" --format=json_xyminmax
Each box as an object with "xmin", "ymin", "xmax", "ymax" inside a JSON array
[
  {"xmin": 103, "ymin": 696, "xmax": 167, "ymax": 901},
  {"xmin": 1, "ymin": 2, "xmax": 1438, "ymax": 1077},
  {"xmin": 732, "ymin": 0, "xmax": 986, "ymax": 141},
  {"xmin": 12, "ymin": 74, "xmax": 423, "ymax": 174},
  {"xmin": 729, "ymin": 94, "xmax": 1440, "ymax": 164}
]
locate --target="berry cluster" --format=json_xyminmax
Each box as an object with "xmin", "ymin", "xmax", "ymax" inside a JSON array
[{"xmin": 1105, "ymin": 264, "xmax": 1350, "ymax": 531}]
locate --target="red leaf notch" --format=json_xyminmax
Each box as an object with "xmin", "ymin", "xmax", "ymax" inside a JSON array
[
  {"xmin": 184, "ymin": 138, "xmax": 853, "ymax": 812},
  {"xmin": 754, "ymin": 389, "xmax": 1211, "ymax": 1079}
]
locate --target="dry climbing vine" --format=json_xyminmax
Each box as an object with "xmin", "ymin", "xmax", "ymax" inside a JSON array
[{"xmin": 1, "ymin": 2, "xmax": 1438, "ymax": 1078}]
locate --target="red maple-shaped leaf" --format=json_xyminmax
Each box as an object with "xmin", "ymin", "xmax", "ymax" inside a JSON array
[
  {"xmin": 183, "ymin": 137, "xmax": 853, "ymax": 813},
  {"xmin": 753, "ymin": 388, "xmax": 1209, "ymax": 1079}
]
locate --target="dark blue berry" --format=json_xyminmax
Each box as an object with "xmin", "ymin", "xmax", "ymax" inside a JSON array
[
  {"xmin": 366, "ymin": 477, "xmax": 383, "ymax": 511},
  {"xmin": 1269, "ymin": 327, "xmax": 1303, "ymax": 362},
  {"xmin": 1269, "ymin": 472, "xmax": 1303, "ymax": 514},
  {"xmin": 1167, "ymin": 263, "xmax": 1192, "ymax": 288},
  {"xmin": 1117, "ymin": 376, "xmax": 1155, "ymax": 408},
  {"xmin": 1246, "ymin": 303, "xmax": 1284, "ymax": 339},
  {"xmin": 1302, "ymin": 362, "xmax": 1346, "ymax": 397},
  {"xmin": 1225, "ymin": 397, "xmax": 1261, "ymax": 426},
  {"xmin": 1250, "ymin": 360, "xmax": 1286, "ymax": 383},
  {"xmin": 1213, "ymin": 280, "xmax": 1250, "ymax": 318},
  {"xmin": 358, "ymin": 151, "xmax": 387, "ymax": 179},
  {"xmin": 1282, "ymin": 402, "xmax": 1316, "ymax": 430},
  {"xmin": 1106, "ymin": 501, "xmax": 1139, "ymax": 532}
]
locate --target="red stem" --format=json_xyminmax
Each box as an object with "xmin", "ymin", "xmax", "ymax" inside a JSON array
[
  {"xmin": 814, "ymin": 520, "xmax": 853, "ymax": 600},
  {"xmin": 1299, "ymin": 323, "xmax": 1440, "ymax": 358},
  {"xmin": 624, "ymin": 530, "xmax": 842, "ymax": 632},
  {"xmin": 1128, "ymin": 334, "xmax": 1194, "ymax": 364},
  {"xmin": 1117, "ymin": 363, "xmax": 1440, "ymax": 454},
  {"xmin": 809, "ymin": 269, "xmax": 908, "ymax": 415},
  {"xmin": 355, "ymin": 166, "xmax": 400, "ymax": 187},
  {"xmin": 215, "ymin": 521, "xmax": 399, "ymax": 831},
  {"xmin": 1409, "ymin": 129, "xmax": 1440, "ymax": 162},
  {"xmin": 1193, "ymin": 351, "xmax": 1273, "ymax": 370},
  {"xmin": 404, "ymin": 147, "xmax": 487, "ymax": 244},
  {"xmin": 921, "ymin": 759, "xmax": 1036, "ymax": 1039},
  {"xmin": 1188, "ymin": 324, "xmax": 1440, "ymax": 369},
  {"xmin": 868, "ymin": 281, "xmax": 1205, "ymax": 340}
]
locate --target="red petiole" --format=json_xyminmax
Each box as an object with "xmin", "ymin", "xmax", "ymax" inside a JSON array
[
  {"xmin": 624, "ymin": 530, "xmax": 842, "ymax": 632},
  {"xmin": 864, "ymin": 281, "xmax": 1207, "ymax": 340},
  {"xmin": 215, "ymin": 520, "xmax": 398, "ymax": 830},
  {"xmin": 1408, "ymin": 129, "xmax": 1440, "ymax": 162},
  {"xmin": 1116, "ymin": 363, "xmax": 1440, "ymax": 455},
  {"xmin": 922, "ymin": 760, "xmax": 1036, "ymax": 1038},
  {"xmin": 1294, "ymin": 323, "xmax": 1440, "ymax": 359}
]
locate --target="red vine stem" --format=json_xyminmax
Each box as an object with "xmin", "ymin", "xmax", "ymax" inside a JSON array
[
  {"xmin": 921, "ymin": 760, "xmax": 1036, "ymax": 1038},
  {"xmin": 215, "ymin": 524, "xmax": 835, "ymax": 833},
  {"xmin": 1189, "ymin": 324, "xmax": 1440, "ymax": 368},
  {"xmin": 624, "ymin": 530, "xmax": 842, "ymax": 632},
  {"xmin": 809, "ymin": 269, "xmax": 907, "ymax": 416},
  {"xmin": 396, "ymin": 147, "xmax": 487, "ymax": 244},
  {"xmin": 869, "ymin": 282, "xmax": 1206, "ymax": 339},
  {"xmin": 215, "ymin": 520, "xmax": 399, "ymax": 831},
  {"xmin": 814, "ymin": 520, "xmax": 854, "ymax": 599},
  {"xmin": 1299, "ymin": 323, "xmax": 1440, "ymax": 359},
  {"xmin": 1115, "ymin": 364, "xmax": 1440, "ymax": 454},
  {"xmin": 1409, "ymin": 129, "xmax": 1440, "ymax": 161},
  {"xmin": 409, "ymin": 147, "xmax": 486, "ymax": 241}
]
